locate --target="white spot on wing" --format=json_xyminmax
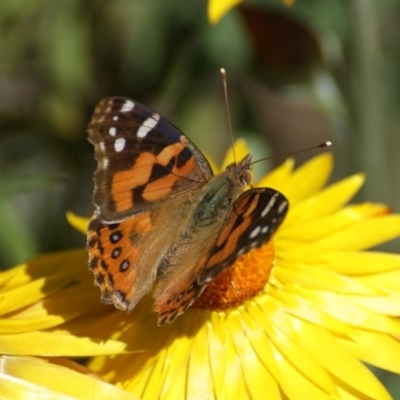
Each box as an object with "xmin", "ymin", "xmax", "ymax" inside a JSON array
[
  {"xmin": 121, "ymin": 100, "xmax": 134, "ymax": 113},
  {"xmin": 137, "ymin": 113, "xmax": 160, "ymax": 138},
  {"xmin": 113, "ymin": 116, "xmax": 119, "ymax": 121},
  {"xmin": 101, "ymin": 158, "xmax": 109, "ymax": 168},
  {"xmin": 249, "ymin": 226, "xmax": 261, "ymax": 239},
  {"xmin": 99, "ymin": 142, "xmax": 105, "ymax": 152},
  {"xmin": 278, "ymin": 200, "xmax": 288, "ymax": 214},
  {"xmin": 114, "ymin": 138, "xmax": 126, "ymax": 152},
  {"xmin": 109, "ymin": 127, "xmax": 117, "ymax": 136},
  {"xmin": 261, "ymin": 226, "xmax": 269, "ymax": 234},
  {"xmin": 261, "ymin": 193, "xmax": 278, "ymax": 217}
]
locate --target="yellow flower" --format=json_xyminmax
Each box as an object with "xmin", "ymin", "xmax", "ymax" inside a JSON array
[{"xmin": 2, "ymin": 140, "xmax": 400, "ymax": 399}]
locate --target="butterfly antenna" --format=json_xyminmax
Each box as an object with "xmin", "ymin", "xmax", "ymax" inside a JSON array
[
  {"xmin": 250, "ymin": 141, "xmax": 332, "ymax": 167},
  {"xmin": 220, "ymin": 68, "xmax": 237, "ymax": 163}
]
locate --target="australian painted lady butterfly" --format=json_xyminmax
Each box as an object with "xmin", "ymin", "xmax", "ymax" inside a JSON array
[{"xmin": 87, "ymin": 97, "xmax": 288, "ymax": 325}]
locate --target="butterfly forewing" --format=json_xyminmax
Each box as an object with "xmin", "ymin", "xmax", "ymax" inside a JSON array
[{"xmin": 88, "ymin": 97, "xmax": 213, "ymax": 222}]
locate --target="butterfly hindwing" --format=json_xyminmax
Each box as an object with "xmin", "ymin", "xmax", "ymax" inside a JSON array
[
  {"xmin": 88, "ymin": 199, "xmax": 187, "ymax": 311},
  {"xmin": 199, "ymin": 188, "xmax": 289, "ymax": 285},
  {"xmin": 88, "ymin": 97, "xmax": 214, "ymax": 222}
]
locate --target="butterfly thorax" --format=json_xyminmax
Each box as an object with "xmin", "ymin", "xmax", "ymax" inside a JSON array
[{"xmin": 192, "ymin": 154, "xmax": 252, "ymax": 223}]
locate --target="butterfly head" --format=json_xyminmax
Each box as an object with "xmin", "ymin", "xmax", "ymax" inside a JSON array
[{"xmin": 225, "ymin": 153, "xmax": 253, "ymax": 187}]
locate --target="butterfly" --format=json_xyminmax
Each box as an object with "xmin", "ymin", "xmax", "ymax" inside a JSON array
[{"xmin": 87, "ymin": 97, "xmax": 289, "ymax": 325}]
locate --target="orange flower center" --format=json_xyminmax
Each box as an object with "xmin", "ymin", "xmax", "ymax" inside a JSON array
[{"xmin": 193, "ymin": 241, "xmax": 275, "ymax": 310}]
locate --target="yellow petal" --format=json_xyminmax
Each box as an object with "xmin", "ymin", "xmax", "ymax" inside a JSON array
[
  {"xmin": 207, "ymin": 0, "xmax": 242, "ymax": 25},
  {"xmin": 0, "ymin": 284, "xmax": 103, "ymax": 334},
  {"xmin": 127, "ymin": 358, "xmax": 156, "ymax": 397},
  {"xmin": 257, "ymin": 158, "xmax": 294, "ymax": 193},
  {"xmin": 283, "ymin": 173, "xmax": 365, "ymax": 226},
  {"xmin": 234, "ymin": 327, "xmax": 280, "ymax": 400},
  {"xmin": 277, "ymin": 250, "xmax": 400, "ymax": 275},
  {"xmin": 224, "ymin": 330, "xmax": 248, "ymax": 398},
  {"xmin": 345, "ymin": 292, "xmax": 400, "ymax": 316},
  {"xmin": 0, "ymin": 249, "xmax": 85, "ymax": 290},
  {"xmin": 273, "ymin": 265, "xmax": 382, "ymax": 296},
  {"xmin": 0, "ymin": 331, "xmax": 127, "ymax": 356},
  {"xmin": 307, "ymin": 215, "xmax": 400, "ymax": 251},
  {"xmin": 289, "ymin": 321, "xmax": 391, "ymax": 400},
  {"xmin": 269, "ymin": 289, "xmax": 355, "ymax": 336},
  {"xmin": 359, "ymin": 270, "xmax": 400, "ymax": 292},
  {"xmin": 66, "ymin": 211, "xmax": 89, "ymax": 234},
  {"xmin": 241, "ymin": 308, "xmax": 281, "ymax": 384},
  {"xmin": 279, "ymin": 203, "xmax": 389, "ymax": 243},
  {"xmin": 282, "ymin": 152, "xmax": 333, "ymax": 204},
  {"xmin": 339, "ymin": 329, "xmax": 400, "ymax": 374},
  {"xmin": 187, "ymin": 324, "xmax": 213, "ymax": 399},
  {"xmin": 0, "ymin": 356, "xmax": 137, "ymax": 400},
  {"xmin": 288, "ymin": 285, "xmax": 400, "ymax": 336},
  {"xmin": 0, "ymin": 375, "xmax": 75, "ymax": 400},
  {"xmin": 0, "ymin": 260, "xmax": 86, "ymax": 316},
  {"xmin": 145, "ymin": 350, "xmax": 171, "ymax": 399},
  {"xmin": 208, "ymin": 316, "xmax": 228, "ymax": 397},
  {"xmin": 159, "ymin": 317, "xmax": 200, "ymax": 398},
  {"xmin": 270, "ymin": 342, "xmax": 334, "ymax": 400},
  {"xmin": 251, "ymin": 299, "xmax": 337, "ymax": 395}
]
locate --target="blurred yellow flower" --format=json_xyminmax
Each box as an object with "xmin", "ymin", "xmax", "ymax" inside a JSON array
[
  {"xmin": 2, "ymin": 141, "xmax": 400, "ymax": 399},
  {"xmin": 208, "ymin": 0, "xmax": 243, "ymax": 25},
  {"xmin": 208, "ymin": 0, "xmax": 296, "ymax": 24}
]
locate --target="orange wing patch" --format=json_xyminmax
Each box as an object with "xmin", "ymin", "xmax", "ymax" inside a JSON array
[
  {"xmin": 239, "ymin": 192, "xmax": 260, "ymax": 217},
  {"xmin": 111, "ymin": 152, "xmax": 154, "ymax": 212},
  {"xmin": 131, "ymin": 211, "xmax": 153, "ymax": 234},
  {"xmin": 156, "ymin": 142, "xmax": 185, "ymax": 164},
  {"xmin": 209, "ymin": 216, "xmax": 251, "ymax": 267},
  {"xmin": 142, "ymin": 175, "xmax": 180, "ymax": 201},
  {"xmin": 88, "ymin": 211, "xmax": 155, "ymax": 311},
  {"xmin": 142, "ymin": 142, "xmax": 197, "ymax": 201},
  {"xmin": 110, "ymin": 142, "xmax": 197, "ymax": 212}
]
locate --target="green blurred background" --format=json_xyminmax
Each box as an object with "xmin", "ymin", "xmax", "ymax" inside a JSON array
[{"xmin": 0, "ymin": 0, "xmax": 399, "ymax": 395}]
